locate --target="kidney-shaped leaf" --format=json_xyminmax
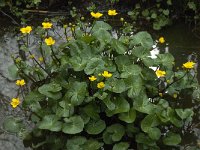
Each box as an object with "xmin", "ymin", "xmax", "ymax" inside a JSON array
[
  {"xmin": 106, "ymin": 97, "xmax": 130, "ymax": 117},
  {"xmin": 85, "ymin": 119, "xmax": 106, "ymax": 135},
  {"xmin": 38, "ymin": 82, "xmax": 62, "ymax": 100},
  {"xmin": 130, "ymin": 31, "xmax": 153, "ymax": 49},
  {"xmin": 38, "ymin": 115, "xmax": 62, "ymax": 132},
  {"xmin": 112, "ymin": 142, "xmax": 130, "ymax": 150},
  {"xmin": 3, "ymin": 117, "xmax": 23, "ymax": 133},
  {"xmin": 62, "ymin": 115, "xmax": 84, "ymax": 134},
  {"xmin": 118, "ymin": 107, "xmax": 136, "ymax": 123},
  {"xmin": 163, "ymin": 132, "xmax": 181, "ymax": 146},
  {"xmin": 65, "ymin": 81, "xmax": 87, "ymax": 106}
]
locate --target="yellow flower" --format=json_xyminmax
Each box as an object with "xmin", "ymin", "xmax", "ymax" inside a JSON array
[
  {"xmin": 15, "ymin": 57, "xmax": 21, "ymax": 63},
  {"xmin": 102, "ymin": 71, "xmax": 112, "ymax": 78},
  {"xmin": 45, "ymin": 37, "xmax": 55, "ymax": 46},
  {"xmin": 20, "ymin": 26, "xmax": 32, "ymax": 34},
  {"xmin": 159, "ymin": 93, "xmax": 163, "ymax": 97},
  {"xmin": 97, "ymin": 82, "xmax": 105, "ymax": 89},
  {"xmin": 39, "ymin": 57, "xmax": 44, "ymax": 62},
  {"xmin": 173, "ymin": 93, "xmax": 178, "ymax": 99},
  {"xmin": 155, "ymin": 70, "xmax": 166, "ymax": 78},
  {"xmin": 91, "ymin": 12, "xmax": 103, "ymax": 19},
  {"xmin": 16, "ymin": 79, "xmax": 26, "ymax": 86},
  {"xmin": 182, "ymin": 61, "xmax": 195, "ymax": 69},
  {"xmin": 108, "ymin": 10, "xmax": 118, "ymax": 16},
  {"xmin": 29, "ymin": 54, "xmax": 35, "ymax": 59},
  {"xmin": 120, "ymin": 17, "xmax": 124, "ymax": 22},
  {"xmin": 159, "ymin": 37, "xmax": 165, "ymax": 44},
  {"xmin": 10, "ymin": 98, "xmax": 20, "ymax": 108},
  {"xmin": 42, "ymin": 22, "xmax": 53, "ymax": 29},
  {"xmin": 89, "ymin": 76, "xmax": 97, "ymax": 81},
  {"xmin": 166, "ymin": 80, "xmax": 170, "ymax": 84}
]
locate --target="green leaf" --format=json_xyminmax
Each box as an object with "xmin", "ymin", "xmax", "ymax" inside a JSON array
[
  {"xmin": 118, "ymin": 107, "xmax": 136, "ymax": 123},
  {"xmin": 38, "ymin": 115, "xmax": 62, "ymax": 131},
  {"xmin": 85, "ymin": 119, "xmax": 106, "ymax": 134},
  {"xmin": 3, "ymin": 117, "xmax": 23, "ymax": 133},
  {"xmin": 142, "ymin": 9, "xmax": 149, "ymax": 17},
  {"xmin": 132, "ymin": 46, "xmax": 150, "ymax": 59},
  {"xmin": 141, "ymin": 114, "xmax": 160, "ymax": 132},
  {"xmin": 66, "ymin": 136, "xmax": 87, "ymax": 150},
  {"xmin": 148, "ymin": 127, "xmax": 161, "ymax": 140},
  {"xmin": 167, "ymin": 0, "xmax": 172, "ymax": 5},
  {"xmin": 82, "ymin": 139, "xmax": 103, "ymax": 150},
  {"xmin": 69, "ymin": 56, "xmax": 87, "ymax": 71},
  {"xmin": 8, "ymin": 64, "xmax": 18, "ymax": 79},
  {"xmin": 175, "ymin": 109, "xmax": 194, "ymax": 120},
  {"xmin": 81, "ymin": 35, "xmax": 95, "ymax": 44},
  {"xmin": 102, "ymin": 96, "xmax": 116, "ymax": 110},
  {"xmin": 92, "ymin": 21, "xmax": 112, "ymax": 31},
  {"xmin": 84, "ymin": 57, "xmax": 105, "ymax": 75},
  {"xmin": 188, "ymin": 2, "xmax": 196, "ymax": 11},
  {"xmin": 24, "ymin": 90, "xmax": 45, "ymax": 105},
  {"xmin": 167, "ymin": 108, "xmax": 183, "ymax": 127},
  {"xmin": 38, "ymin": 82, "xmax": 62, "ymax": 100},
  {"xmin": 124, "ymin": 76, "xmax": 143, "ymax": 98},
  {"xmin": 120, "ymin": 64, "xmax": 142, "ymax": 78},
  {"xmin": 113, "ymin": 142, "xmax": 130, "ymax": 150},
  {"xmin": 156, "ymin": 53, "xmax": 174, "ymax": 69},
  {"xmin": 136, "ymin": 133, "xmax": 156, "ymax": 146},
  {"xmin": 56, "ymin": 100, "xmax": 74, "ymax": 117},
  {"xmin": 130, "ymin": 31, "xmax": 153, "ymax": 49},
  {"xmin": 103, "ymin": 124, "xmax": 125, "ymax": 144},
  {"xmin": 133, "ymin": 93, "xmax": 156, "ymax": 114},
  {"xmin": 65, "ymin": 81, "xmax": 87, "ymax": 106},
  {"xmin": 33, "ymin": 0, "xmax": 41, "ymax": 4},
  {"xmin": 62, "ymin": 116, "xmax": 84, "ymax": 134},
  {"xmin": 115, "ymin": 55, "xmax": 131, "ymax": 72},
  {"xmin": 111, "ymin": 39, "xmax": 127, "ymax": 54},
  {"xmin": 163, "ymin": 9, "xmax": 169, "ymax": 16},
  {"xmin": 83, "ymin": 102, "xmax": 100, "ymax": 119},
  {"xmin": 151, "ymin": 13, "xmax": 157, "ymax": 19},
  {"xmin": 106, "ymin": 97, "xmax": 130, "ymax": 117},
  {"xmin": 93, "ymin": 29, "xmax": 112, "ymax": 45},
  {"xmin": 163, "ymin": 132, "xmax": 181, "ymax": 146},
  {"xmin": 108, "ymin": 79, "xmax": 126, "ymax": 93}
]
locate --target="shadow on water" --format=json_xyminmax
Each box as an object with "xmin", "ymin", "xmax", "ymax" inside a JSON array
[{"xmin": 1, "ymin": 14, "xmax": 200, "ymax": 149}]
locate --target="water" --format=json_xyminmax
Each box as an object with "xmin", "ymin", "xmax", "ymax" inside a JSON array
[{"xmin": 0, "ymin": 15, "xmax": 200, "ymax": 149}]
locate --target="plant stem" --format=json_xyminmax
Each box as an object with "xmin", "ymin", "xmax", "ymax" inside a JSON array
[{"xmin": 50, "ymin": 46, "xmax": 61, "ymax": 66}]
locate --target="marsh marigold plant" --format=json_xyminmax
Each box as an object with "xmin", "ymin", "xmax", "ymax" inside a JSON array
[{"xmin": 5, "ymin": 18, "xmax": 200, "ymax": 150}]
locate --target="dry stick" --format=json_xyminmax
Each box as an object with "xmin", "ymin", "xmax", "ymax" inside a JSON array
[{"xmin": 0, "ymin": 10, "xmax": 20, "ymax": 26}]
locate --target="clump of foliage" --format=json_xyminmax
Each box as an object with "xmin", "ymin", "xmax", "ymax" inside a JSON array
[
  {"xmin": 3, "ymin": 9, "xmax": 200, "ymax": 150},
  {"xmin": 127, "ymin": 0, "xmax": 200, "ymax": 30},
  {"xmin": 0, "ymin": 0, "xmax": 41, "ymax": 17}
]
